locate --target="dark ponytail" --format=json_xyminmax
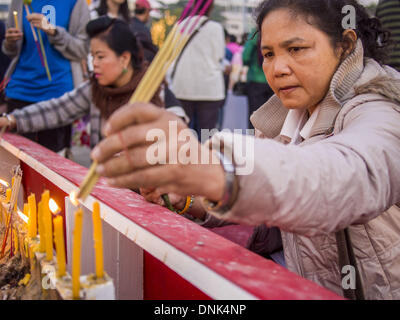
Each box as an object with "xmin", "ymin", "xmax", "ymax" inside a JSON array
[
  {"xmin": 255, "ymin": 0, "xmax": 391, "ymax": 64},
  {"xmin": 86, "ymin": 16, "xmax": 144, "ymax": 71}
]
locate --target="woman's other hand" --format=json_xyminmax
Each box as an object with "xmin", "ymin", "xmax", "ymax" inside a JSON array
[
  {"xmin": 140, "ymin": 188, "xmax": 186, "ymax": 208},
  {"xmin": 140, "ymin": 188, "xmax": 207, "ymax": 221}
]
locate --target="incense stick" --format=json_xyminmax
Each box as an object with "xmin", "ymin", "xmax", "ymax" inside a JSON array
[{"xmin": 29, "ymin": 4, "xmax": 52, "ymax": 82}]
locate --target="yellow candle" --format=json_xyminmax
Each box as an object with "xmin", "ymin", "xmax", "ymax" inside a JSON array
[
  {"xmin": 37, "ymin": 201, "xmax": 46, "ymax": 253},
  {"xmin": 13, "ymin": 11, "xmax": 18, "ymax": 30},
  {"xmin": 92, "ymin": 202, "xmax": 104, "ymax": 279},
  {"xmin": 28, "ymin": 194, "xmax": 37, "ymax": 238},
  {"xmin": 72, "ymin": 208, "xmax": 83, "ymax": 299},
  {"xmin": 53, "ymin": 215, "xmax": 66, "ymax": 277},
  {"xmin": 13, "ymin": 228, "xmax": 18, "ymax": 255},
  {"xmin": 42, "ymin": 190, "xmax": 53, "ymax": 261}
]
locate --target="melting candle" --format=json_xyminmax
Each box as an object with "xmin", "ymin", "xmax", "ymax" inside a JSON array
[
  {"xmin": 41, "ymin": 190, "xmax": 53, "ymax": 261},
  {"xmin": 72, "ymin": 208, "xmax": 83, "ymax": 299},
  {"xmin": 37, "ymin": 201, "xmax": 46, "ymax": 253},
  {"xmin": 13, "ymin": 11, "xmax": 18, "ymax": 29},
  {"xmin": 92, "ymin": 202, "xmax": 104, "ymax": 279},
  {"xmin": 53, "ymin": 215, "xmax": 66, "ymax": 277},
  {"xmin": 28, "ymin": 194, "xmax": 37, "ymax": 238}
]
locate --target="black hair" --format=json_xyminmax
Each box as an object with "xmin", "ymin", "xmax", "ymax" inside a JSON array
[
  {"xmin": 134, "ymin": 7, "xmax": 147, "ymax": 15},
  {"xmin": 255, "ymin": 0, "xmax": 390, "ymax": 64},
  {"xmin": 97, "ymin": 0, "xmax": 130, "ymax": 23},
  {"xmin": 224, "ymin": 28, "xmax": 229, "ymax": 39},
  {"xmin": 86, "ymin": 16, "xmax": 144, "ymax": 70},
  {"xmin": 229, "ymin": 34, "xmax": 237, "ymax": 43}
]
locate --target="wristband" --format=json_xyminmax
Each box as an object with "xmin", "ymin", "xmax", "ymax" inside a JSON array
[
  {"xmin": 176, "ymin": 196, "xmax": 194, "ymax": 215},
  {"xmin": 202, "ymin": 150, "xmax": 239, "ymax": 215}
]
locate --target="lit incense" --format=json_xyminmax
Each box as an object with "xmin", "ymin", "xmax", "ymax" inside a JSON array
[
  {"xmin": 53, "ymin": 215, "xmax": 66, "ymax": 277},
  {"xmin": 92, "ymin": 202, "xmax": 104, "ymax": 279},
  {"xmin": 72, "ymin": 208, "xmax": 83, "ymax": 299}
]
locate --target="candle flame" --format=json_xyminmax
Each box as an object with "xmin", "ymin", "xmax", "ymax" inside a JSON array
[
  {"xmin": 49, "ymin": 198, "xmax": 60, "ymax": 214},
  {"xmin": 0, "ymin": 178, "xmax": 9, "ymax": 187},
  {"xmin": 69, "ymin": 190, "xmax": 79, "ymax": 207},
  {"xmin": 13, "ymin": 11, "xmax": 17, "ymax": 16},
  {"xmin": 18, "ymin": 210, "xmax": 29, "ymax": 224}
]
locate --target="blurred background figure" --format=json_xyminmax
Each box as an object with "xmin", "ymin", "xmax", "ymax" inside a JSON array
[
  {"xmin": 2, "ymin": 0, "xmax": 90, "ymax": 155},
  {"xmin": 376, "ymin": 0, "xmax": 400, "ymax": 72},
  {"xmin": 226, "ymin": 34, "xmax": 241, "ymax": 57},
  {"xmin": 228, "ymin": 34, "xmax": 245, "ymax": 91},
  {"xmin": 242, "ymin": 28, "xmax": 273, "ymax": 129},
  {"xmin": 168, "ymin": 0, "xmax": 225, "ymax": 138},
  {"xmin": 131, "ymin": 0, "xmax": 158, "ymax": 60},
  {"xmin": 90, "ymin": 0, "xmax": 131, "ymax": 22},
  {"xmin": 0, "ymin": 19, "xmax": 10, "ymax": 106}
]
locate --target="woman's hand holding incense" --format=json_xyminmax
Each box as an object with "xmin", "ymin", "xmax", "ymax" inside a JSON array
[{"xmin": 91, "ymin": 102, "xmax": 225, "ymax": 203}]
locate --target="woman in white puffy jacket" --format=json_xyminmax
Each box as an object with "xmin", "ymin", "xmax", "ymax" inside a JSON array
[{"xmin": 91, "ymin": 0, "xmax": 400, "ymax": 300}]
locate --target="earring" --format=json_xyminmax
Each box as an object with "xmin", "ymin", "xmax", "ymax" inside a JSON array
[{"xmin": 122, "ymin": 67, "xmax": 128, "ymax": 74}]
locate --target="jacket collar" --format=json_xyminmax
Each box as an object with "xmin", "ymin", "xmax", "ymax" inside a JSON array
[{"xmin": 251, "ymin": 40, "xmax": 365, "ymax": 139}]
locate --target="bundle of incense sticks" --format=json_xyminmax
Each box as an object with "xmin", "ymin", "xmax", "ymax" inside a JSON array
[
  {"xmin": 0, "ymin": 166, "xmax": 22, "ymax": 258},
  {"xmin": 23, "ymin": 1, "xmax": 52, "ymax": 81},
  {"xmin": 73, "ymin": 0, "xmax": 213, "ymax": 203}
]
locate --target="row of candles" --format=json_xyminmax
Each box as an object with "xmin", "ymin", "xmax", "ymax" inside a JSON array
[{"xmin": 0, "ymin": 178, "xmax": 104, "ymax": 299}]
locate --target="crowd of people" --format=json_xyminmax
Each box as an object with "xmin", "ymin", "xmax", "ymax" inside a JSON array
[{"xmin": 0, "ymin": 0, "xmax": 400, "ymax": 300}]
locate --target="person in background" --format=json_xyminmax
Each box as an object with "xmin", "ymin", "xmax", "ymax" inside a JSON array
[
  {"xmin": 91, "ymin": 0, "xmax": 131, "ymax": 22},
  {"xmin": 2, "ymin": 0, "xmax": 90, "ymax": 154},
  {"xmin": 376, "ymin": 0, "xmax": 400, "ymax": 71},
  {"xmin": 242, "ymin": 28, "xmax": 274, "ymax": 129},
  {"xmin": 169, "ymin": 0, "xmax": 225, "ymax": 138},
  {"xmin": 226, "ymin": 35, "xmax": 240, "ymax": 55},
  {"xmin": 0, "ymin": 20, "xmax": 11, "ymax": 104},
  {"xmin": 218, "ymin": 28, "xmax": 233, "ymax": 129},
  {"xmin": 0, "ymin": 17, "xmax": 164, "ymax": 149},
  {"xmin": 0, "ymin": 17, "xmax": 187, "ymax": 149},
  {"xmin": 131, "ymin": 0, "xmax": 158, "ymax": 61},
  {"xmin": 92, "ymin": 0, "xmax": 400, "ymax": 299}
]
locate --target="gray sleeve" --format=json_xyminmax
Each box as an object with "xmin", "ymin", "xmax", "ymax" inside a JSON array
[
  {"xmin": 47, "ymin": 0, "xmax": 90, "ymax": 61},
  {"xmin": 207, "ymin": 102, "xmax": 400, "ymax": 236},
  {"xmin": 12, "ymin": 81, "xmax": 92, "ymax": 133}
]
